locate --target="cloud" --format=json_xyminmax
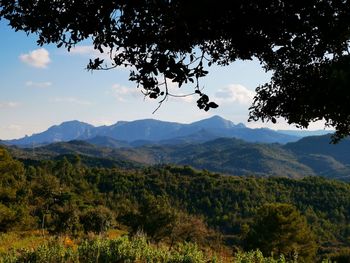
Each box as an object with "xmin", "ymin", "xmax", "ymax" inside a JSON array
[
  {"xmin": 0, "ymin": 101, "xmax": 20, "ymax": 108},
  {"xmin": 69, "ymin": 45, "xmax": 112, "ymax": 60},
  {"xmin": 19, "ymin": 48, "xmax": 51, "ymax": 68},
  {"xmin": 214, "ymin": 84, "xmax": 255, "ymax": 105},
  {"xmin": 69, "ymin": 45, "xmax": 98, "ymax": 56},
  {"xmin": 51, "ymin": 97, "xmax": 92, "ymax": 106},
  {"xmin": 158, "ymin": 78, "xmax": 195, "ymax": 103},
  {"xmin": 111, "ymin": 84, "xmax": 140, "ymax": 102},
  {"xmin": 26, "ymin": 81, "xmax": 52, "ymax": 88},
  {"xmin": 68, "ymin": 45, "xmax": 130, "ymax": 70},
  {"xmin": 111, "ymin": 80, "xmax": 194, "ymax": 103}
]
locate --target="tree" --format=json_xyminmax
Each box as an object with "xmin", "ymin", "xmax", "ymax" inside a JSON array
[
  {"xmin": 169, "ymin": 211, "xmax": 220, "ymax": 249},
  {"xmin": 0, "ymin": 147, "xmax": 25, "ymax": 204},
  {"xmin": 123, "ymin": 194, "xmax": 178, "ymax": 242},
  {"xmin": 244, "ymin": 203, "xmax": 317, "ymax": 262},
  {"xmin": 0, "ymin": 203, "xmax": 16, "ymax": 232},
  {"xmin": 80, "ymin": 206, "xmax": 115, "ymax": 234},
  {"xmin": 1, "ymin": 1, "xmax": 350, "ymax": 140}
]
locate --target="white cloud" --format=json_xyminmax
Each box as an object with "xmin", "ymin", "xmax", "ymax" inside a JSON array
[
  {"xmin": 26, "ymin": 81, "xmax": 52, "ymax": 88},
  {"xmin": 51, "ymin": 97, "xmax": 92, "ymax": 106},
  {"xmin": 0, "ymin": 101, "xmax": 20, "ymax": 108},
  {"xmin": 111, "ymin": 80, "xmax": 194, "ymax": 104},
  {"xmin": 69, "ymin": 45, "xmax": 98, "ymax": 56},
  {"xmin": 19, "ymin": 48, "xmax": 51, "ymax": 68},
  {"xmin": 111, "ymin": 84, "xmax": 140, "ymax": 102},
  {"xmin": 69, "ymin": 45, "xmax": 112, "ymax": 60},
  {"xmin": 214, "ymin": 84, "xmax": 255, "ymax": 105}
]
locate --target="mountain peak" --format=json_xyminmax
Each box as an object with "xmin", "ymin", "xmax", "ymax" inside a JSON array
[
  {"xmin": 4, "ymin": 116, "xmax": 301, "ymax": 146},
  {"xmin": 191, "ymin": 115, "xmax": 244, "ymax": 129},
  {"xmin": 57, "ymin": 120, "xmax": 94, "ymax": 128}
]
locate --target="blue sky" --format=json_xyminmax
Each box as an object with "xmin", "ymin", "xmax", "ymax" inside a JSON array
[{"xmin": 0, "ymin": 19, "xmax": 326, "ymax": 140}]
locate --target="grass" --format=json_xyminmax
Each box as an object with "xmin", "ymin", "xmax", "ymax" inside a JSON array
[{"xmin": 0, "ymin": 230, "xmax": 50, "ymax": 254}]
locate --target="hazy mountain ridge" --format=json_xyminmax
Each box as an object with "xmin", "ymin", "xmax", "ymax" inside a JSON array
[
  {"xmin": 5, "ymin": 120, "xmax": 96, "ymax": 147},
  {"xmin": 284, "ymin": 135, "xmax": 350, "ymax": 180},
  {"xmin": 4, "ymin": 115, "xmax": 302, "ymax": 146},
  {"xmin": 8, "ymin": 134, "xmax": 350, "ymax": 181}
]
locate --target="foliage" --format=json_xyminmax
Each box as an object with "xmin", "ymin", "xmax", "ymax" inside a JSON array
[
  {"xmin": 80, "ymin": 206, "xmax": 115, "ymax": 234},
  {"xmin": 0, "ymin": 236, "xmax": 211, "ymax": 263},
  {"xmin": 0, "ymin": 147, "xmax": 350, "ymax": 259},
  {"xmin": 324, "ymin": 248, "xmax": 350, "ymax": 263},
  {"xmin": 244, "ymin": 203, "xmax": 317, "ymax": 262},
  {"xmin": 0, "ymin": 231, "xmax": 48, "ymax": 254},
  {"xmin": 0, "ymin": 234, "xmax": 314, "ymax": 263},
  {"xmin": 12, "ymin": 136, "xmax": 350, "ymax": 181},
  {"xmin": 2, "ymin": 1, "xmax": 350, "ymax": 138},
  {"xmin": 122, "ymin": 194, "xmax": 178, "ymax": 242},
  {"xmin": 233, "ymin": 250, "xmax": 290, "ymax": 263}
]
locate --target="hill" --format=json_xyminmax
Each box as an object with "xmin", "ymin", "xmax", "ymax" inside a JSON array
[
  {"xmin": 8, "ymin": 134, "xmax": 350, "ymax": 181},
  {"xmin": 284, "ymin": 135, "xmax": 350, "ymax": 180}
]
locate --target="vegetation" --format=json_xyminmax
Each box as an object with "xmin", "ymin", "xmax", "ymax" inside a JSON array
[
  {"xmin": 244, "ymin": 203, "xmax": 317, "ymax": 261},
  {"xmin": 2, "ymin": 1, "xmax": 350, "ymax": 139},
  {"xmin": 7, "ymin": 135, "xmax": 350, "ymax": 181},
  {"xmin": 1, "ymin": 146, "xmax": 350, "ymax": 261},
  {"xmin": 0, "ymin": 234, "xmax": 318, "ymax": 263},
  {"xmin": 0, "ymin": 235, "xmax": 216, "ymax": 263}
]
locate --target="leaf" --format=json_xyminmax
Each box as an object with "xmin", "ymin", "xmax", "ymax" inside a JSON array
[{"xmin": 208, "ymin": 102, "xmax": 219, "ymax": 108}]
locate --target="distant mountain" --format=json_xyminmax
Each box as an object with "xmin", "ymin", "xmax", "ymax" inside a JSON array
[
  {"xmin": 85, "ymin": 136, "xmax": 131, "ymax": 148},
  {"xmin": 165, "ymin": 138, "xmax": 315, "ymax": 178},
  {"xmin": 7, "ymin": 138, "xmax": 313, "ymax": 178},
  {"xmin": 278, "ymin": 130, "xmax": 334, "ymax": 137},
  {"xmin": 157, "ymin": 129, "xmax": 219, "ymax": 145},
  {"xmin": 96, "ymin": 118, "xmax": 183, "ymax": 141},
  {"xmin": 283, "ymin": 135, "xmax": 350, "ymax": 180},
  {"xmin": 284, "ymin": 135, "xmax": 350, "ymax": 164},
  {"xmin": 6, "ymin": 120, "xmax": 96, "ymax": 147},
  {"xmin": 4, "ymin": 116, "xmax": 300, "ymax": 146},
  {"xmin": 185, "ymin": 115, "xmax": 244, "ymax": 129}
]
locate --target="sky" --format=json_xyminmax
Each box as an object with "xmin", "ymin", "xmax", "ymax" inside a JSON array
[{"xmin": 0, "ymin": 19, "xmax": 328, "ymax": 140}]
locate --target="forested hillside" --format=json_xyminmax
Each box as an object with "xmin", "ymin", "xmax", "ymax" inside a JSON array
[
  {"xmin": 1, "ymin": 146, "xmax": 350, "ymax": 262},
  {"xmin": 6, "ymin": 135, "xmax": 350, "ymax": 181}
]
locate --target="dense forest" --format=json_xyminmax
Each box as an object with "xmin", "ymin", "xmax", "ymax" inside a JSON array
[{"xmin": 1, "ymin": 146, "xmax": 350, "ymax": 262}]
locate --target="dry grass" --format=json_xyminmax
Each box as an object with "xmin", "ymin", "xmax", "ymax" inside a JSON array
[{"xmin": 0, "ymin": 230, "xmax": 51, "ymax": 254}]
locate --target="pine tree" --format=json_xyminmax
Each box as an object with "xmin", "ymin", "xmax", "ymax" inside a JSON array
[{"xmin": 244, "ymin": 203, "xmax": 317, "ymax": 262}]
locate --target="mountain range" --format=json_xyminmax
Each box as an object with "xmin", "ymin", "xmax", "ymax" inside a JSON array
[
  {"xmin": 4, "ymin": 115, "xmax": 347, "ymax": 181},
  {"xmin": 2, "ymin": 115, "xmax": 332, "ymax": 147}
]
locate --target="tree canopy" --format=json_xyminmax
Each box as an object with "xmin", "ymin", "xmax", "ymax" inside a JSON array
[
  {"xmin": 1, "ymin": 0, "xmax": 350, "ymax": 140},
  {"xmin": 244, "ymin": 203, "xmax": 317, "ymax": 262}
]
